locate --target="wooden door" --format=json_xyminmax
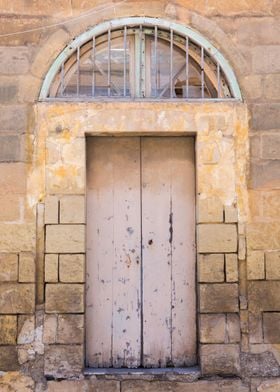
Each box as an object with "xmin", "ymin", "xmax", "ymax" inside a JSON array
[{"xmin": 86, "ymin": 136, "xmax": 196, "ymax": 368}]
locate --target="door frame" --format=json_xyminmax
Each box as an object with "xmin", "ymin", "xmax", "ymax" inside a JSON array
[{"xmin": 30, "ymin": 101, "xmax": 249, "ymax": 374}]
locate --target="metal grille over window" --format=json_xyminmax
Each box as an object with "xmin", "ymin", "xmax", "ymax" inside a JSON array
[{"xmin": 47, "ymin": 24, "xmax": 235, "ymax": 100}]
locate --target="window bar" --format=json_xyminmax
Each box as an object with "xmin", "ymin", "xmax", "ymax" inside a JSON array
[
  {"xmin": 139, "ymin": 24, "xmax": 145, "ymax": 98},
  {"xmin": 77, "ymin": 46, "xmax": 80, "ymax": 96},
  {"xmin": 92, "ymin": 36, "xmax": 96, "ymax": 97},
  {"xmin": 185, "ymin": 36, "xmax": 189, "ymax": 99},
  {"xmin": 60, "ymin": 62, "xmax": 65, "ymax": 97},
  {"xmin": 217, "ymin": 62, "xmax": 221, "ymax": 98},
  {"xmin": 108, "ymin": 28, "xmax": 111, "ymax": 97},
  {"xmin": 170, "ymin": 29, "xmax": 173, "ymax": 98},
  {"xmin": 154, "ymin": 25, "xmax": 158, "ymax": 98},
  {"xmin": 123, "ymin": 26, "xmax": 127, "ymax": 97},
  {"xmin": 201, "ymin": 46, "xmax": 204, "ymax": 99}
]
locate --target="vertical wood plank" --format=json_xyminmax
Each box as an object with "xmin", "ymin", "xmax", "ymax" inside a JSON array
[
  {"xmin": 141, "ymin": 137, "xmax": 172, "ymax": 367},
  {"xmin": 170, "ymin": 137, "xmax": 196, "ymax": 366},
  {"xmin": 86, "ymin": 137, "xmax": 141, "ymax": 368}
]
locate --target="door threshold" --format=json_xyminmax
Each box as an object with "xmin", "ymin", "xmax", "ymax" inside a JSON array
[{"xmin": 84, "ymin": 366, "xmax": 200, "ymax": 381}]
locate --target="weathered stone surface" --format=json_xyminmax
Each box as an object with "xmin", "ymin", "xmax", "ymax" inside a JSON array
[
  {"xmin": 198, "ymin": 224, "xmax": 237, "ymax": 253},
  {"xmin": 0, "ymin": 195, "xmax": 22, "ymax": 222},
  {"xmin": 44, "ymin": 344, "xmax": 83, "ymax": 378},
  {"xmin": 43, "ymin": 314, "xmax": 57, "ymax": 344},
  {"xmin": 262, "ymin": 134, "xmax": 280, "ymax": 159},
  {"xmin": 263, "ymin": 191, "xmax": 280, "ymax": 219},
  {"xmin": 0, "ymin": 163, "xmax": 26, "ymax": 194},
  {"xmin": 266, "ymin": 251, "xmax": 280, "ymax": 280},
  {"xmin": 264, "ymin": 74, "xmax": 280, "ymax": 100},
  {"xmin": 247, "ymin": 223, "xmax": 280, "ymax": 250},
  {"xmin": 60, "ymin": 196, "xmax": 85, "ymax": 224},
  {"xmin": 45, "ymin": 284, "xmax": 84, "ymax": 313},
  {"xmin": 0, "ymin": 315, "xmax": 17, "ymax": 345},
  {"xmin": 248, "ymin": 281, "xmax": 280, "ymax": 312},
  {"xmin": 88, "ymin": 380, "xmax": 121, "ymax": 392},
  {"xmin": 44, "ymin": 195, "xmax": 58, "ymax": 224},
  {"xmin": 0, "ymin": 135, "xmax": 21, "ymax": 162},
  {"xmin": 0, "ymin": 283, "xmax": 35, "ymax": 314},
  {"xmin": 200, "ymin": 344, "xmax": 240, "ymax": 376},
  {"xmin": 0, "ymin": 105, "xmax": 27, "ymax": 132},
  {"xmin": 258, "ymin": 379, "xmax": 280, "ymax": 391},
  {"xmin": 45, "ymin": 254, "xmax": 58, "ymax": 282},
  {"xmin": 251, "ymin": 160, "xmax": 280, "ymax": 189},
  {"xmin": 200, "ymin": 284, "xmax": 239, "ymax": 313},
  {"xmin": 59, "ymin": 254, "xmax": 85, "ymax": 283},
  {"xmin": 252, "ymin": 46, "xmax": 280, "ymax": 74},
  {"xmin": 0, "ymin": 253, "xmax": 18, "ymax": 281},
  {"xmin": 122, "ymin": 380, "xmax": 218, "ymax": 392},
  {"xmin": 225, "ymin": 254, "xmax": 238, "ymax": 282},
  {"xmin": 224, "ymin": 205, "xmax": 238, "ymax": 223},
  {"xmin": 57, "ymin": 314, "xmax": 84, "ymax": 344},
  {"xmin": 17, "ymin": 315, "xmax": 35, "ymax": 344},
  {"xmin": 0, "ymin": 46, "xmax": 30, "ymax": 74},
  {"xmin": 198, "ymin": 197, "xmax": 223, "ymax": 223},
  {"xmin": 19, "ymin": 252, "xmax": 35, "ymax": 282},
  {"xmin": 200, "ymin": 314, "xmax": 225, "ymax": 343},
  {"xmin": 227, "ymin": 314, "xmax": 241, "ymax": 343},
  {"xmin": 263, "ymin": 313, "xmax": 280, "ymax": 343},
  {"xmin": 241, "ymin": 352, "xmax": 280, "ymax": 377},
  {"xmin": 198, "ymin": 254, "xmax": 224, "ymax": 282},
  {"xmin": 45, "ymin": 225, "xmax": 85, "ymax": 253},
  {"xmin": 0, "ymin": 346, "xmax": 19, "ymax": 370},
  {"xmin": 247, "ymin": 251, "xmax": 265, "ymax": 280},
  {"xmin": 251, "ymin": 104, "xmax": 280, "ymax": 131},
  {"xmin": 47, "ymin": 380, "xmax": 88, "ymax": 392},
  {"xmin": 0, "ymin": 371, "xmax": 34, "ymax": 391},
  {"xmin": 0, "ymin": 223, "xmax": 35, "ymax": 252}
]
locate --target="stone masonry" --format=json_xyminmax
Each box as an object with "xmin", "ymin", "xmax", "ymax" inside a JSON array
[{"xmin": 0, "ymin": 1, "xmax": 279, "ymax": 391}]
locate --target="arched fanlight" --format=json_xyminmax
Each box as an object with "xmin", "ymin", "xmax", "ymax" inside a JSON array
[{"xmin": 40, "ymin": 17, "xmax": 242, "ymax": 101}]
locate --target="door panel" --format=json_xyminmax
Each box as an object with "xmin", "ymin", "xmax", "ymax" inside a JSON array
[
  {"xmin": 86, "ymin": 136, "xmax": 196, "ymax": 368},
  {"xmin": 141, "ymin": 137, "xmax": 196, "ymax": 367},
  {"xmin": 86, "ymin": 137, "xmax": 142, "ymax": 368}
]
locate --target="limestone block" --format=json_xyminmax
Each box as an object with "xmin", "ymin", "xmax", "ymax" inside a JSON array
[
  {"xmin": 0, "ymin": 371, "xmax": 34, "ymax": 391},
  {"xmin": 247, "ymin": 223, "xmax": 280, "ymax": 251},
  {"xmin": 0, "ymin": 315, "xmax": 17, "ymax": 344},
  {"xmin": 17, "ymin": 315, "xmax": 35, "ymax": 344},
  {"xmin": 0, "ymin": 283, "xmax": 35, "ymax": 314},
  {"xmin": 251, "ymin": 104, "xmax": 280, "ymax": 131},
  {"xmin": 263, "ymin": 313, "xmax": 280, "ymax": 343},
  {"xmin": 198, "ymin": 224, "xmax": 237, "ymax": 253},
  {"xmin": 0, "ymin": 163, "xmax": 26, "ymax": 194},
  {"xmin": 225, "ymin": 205, "xmax": 238, "ymax": 223},
  {"xmin": 0, "ymin": 253, "xmax": 18, "ymax": 281},
  {"xmin": 226, "ymin": 254, "xmax": 239, "ymax": 282},
  {"xmin": 43, "ymin": 314, "xmax": 57, "ymax": 344},
  {"xmin": 262, "ymin": 134, "xmax": 280, "ymax": 159},
  {"xmin": 247, "ymin": 251, "xmax": 265, "ymax": 280},
  {"xmin": 44, "ymin": 344, "xmax": 83, "ymax": 378},
  {"xmin": 44, "ymin": 196, "xmax": 58, "ymax": 224},
  {"xmin": 45, "ymin": 254, "xmax": 58, "ymax": 282},
  {"xmin": 264, "ymin": 74, "xmax": 280, "ymax": 100},
  {"xmin": 88, "ymin": 380, "xmax": 121, "ymax": 392},
  {"xmin": 198, "ymin": 254, "xmax": 224, "ymax": 282},
  {"xmin": 0, "ymin": 346, "xmax": 19, "ymax": 370},
  {"xmin": 258, "ymin": 379, "xmax": 280, "ymax": 391},
  {"xmin": 263, "ymin": 191, "xmax": 280, "ymax": 219},
  {"xmin": 248, "ymin": 281, "xmax": 280, "ymax": 312},
  {"xmin": 200, "ymin": 314, "xmax": 226, "ymax": 343},
  {"xmin": 238, "ymin": 236, "xmax": 246, "ymax": 261},
  {"xmin": 57, "ymin": 314, "xmax": 84, "ymax": 344},
  {"xmin": 45, "ymin": 284, "xmax": 84, "ymax": 313},
  {"xmin": 0, "ymin": 223, "xmax": 35, "ymax": 252},
  {"xmin": 60, "ymin": 196, "xmax": 85, "ymax": 224},
  {"xmin": 0, "ymin": 46, "xmax": 29, "ymax": 74},
  {"xmin": 59, "ymin": 254, "xmax": 85, "ymax": 283},
  {"xmin": 249, "ymin": 312, "xmax": 263, "ymax": 344},
  {"xmin": 19, "ymin": 252, "xmax": 35, "ymax": 282},
  {"xmin": 47, "ymin": 380, "xmax": 89, "ymax": 392},
  {"xmin": 121, "ymin": 380, "xmax": 218, "ymax": 392},
  {"xmin": 0, "ymin": 195, "xmax": 21, "ymax": 221},
  {"xmin": 227, "ymin": 314, "xmax": 241, "ymax": 343},
  {"xmin": 45, "ymin": 225, "xmax": 85, "ymax": 253},
  {"xmin": 0, "ymin": 135, "xmax": 21, "ymax": 162},
  {"xmin": 0, "ymin": 105, "xmax": 27, "ymax": 132},
  {"xmin": 252, "ymin": 46, "xmax": 280, "ymax": 74},
  {"xmin": 266, "ymin": 251, "xmax": 280, "ymax": 280},
  {"xmin": 198, "ymin": 197, "xmax": 223, "ymax": 223},
  {"xmin": 200, "ymin": 284, "xmax": 239, "ymax": 313},
  {"xmin": 200, "ymin": 344, "xmax": 240, "ymax": 376}
]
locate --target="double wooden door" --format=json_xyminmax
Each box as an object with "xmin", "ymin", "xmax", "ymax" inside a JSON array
[{"xmin": 86, "ymin": 137, "xmax": 196, "ymax": 368}]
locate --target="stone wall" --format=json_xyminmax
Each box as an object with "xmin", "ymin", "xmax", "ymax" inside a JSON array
[{"xmin": 0, "ymin": 1, "xmax": 279, "ymax": 391}]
